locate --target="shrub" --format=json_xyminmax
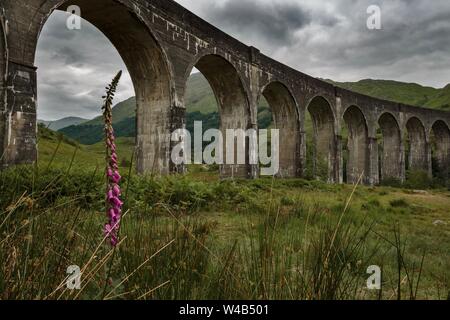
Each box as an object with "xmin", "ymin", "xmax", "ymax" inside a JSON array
[
  {"xmin": 362, "ymin": 199, "xmax": 381, "ymax": 210},
  {"xmin": 380, "ymin": 177, "xmax": 403, "ymax": 188},
  {"xmin": 280, "ymin": 196, "xmax": 295, "ymax": 206},
  {"xmin": 390, "ymin": 198, "xmax": 409, "ymax": 208},
  {"xmin": 404, "ymin": 170, "xmax": 432, "ymax": 190}
]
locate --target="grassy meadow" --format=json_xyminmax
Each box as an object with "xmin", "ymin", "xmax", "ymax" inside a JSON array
[{"xmin": 0, "ymin": 127, "xmax": 449, "ymax": 300}]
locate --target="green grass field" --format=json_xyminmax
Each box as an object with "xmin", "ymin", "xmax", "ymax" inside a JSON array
[{"xmin": 0, "ymin": 127, "xmax": 449, "ymax": 300}]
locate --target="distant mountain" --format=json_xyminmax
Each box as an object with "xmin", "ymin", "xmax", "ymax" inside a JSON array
[
  {"xmin": 38, "ymin": 117, "xmax": 88, "ymax": 131},
  {"xmin": 185, "ymin": 72, "xmax": 219, "ymax": 114},
  {"xmin": 74, "ymin": 73, "xmax": 218, "ymax": 127},
  {"xmin": 59, "ymin": 73, "xmax": 240, "ymax": 144},
  {"xmin": 327, "ymin": 79, "xmax": 450, "ymax": 110},
  {"xmin": 425, "ymin": 84, "xmax": 450, "ymax": 110},
  {"xmin": 82, "ymin": 96, "xmax": 136, "ymax": 126},
  {"xmin": 38, "ymin": 120, "xmax": 51, "ymax": 127},
  {"xmin": 60, "ymin": 74, "xmax": 450, "ymax": 145}
]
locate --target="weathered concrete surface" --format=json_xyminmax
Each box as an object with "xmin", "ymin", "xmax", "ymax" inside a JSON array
[
  {"xmin": 378, "ymin": 113, "xmax": 404, "ymax": 182},
  {"xmin": 343, "ymin": 105, "xmax": 370, "ymax": 184},
  {"xmin": 260, "ymin": 81, "xmax": 300, "ymax": 178},
  {"xmin": 1, "ymin": 0, "xmax": 450, "ymax": 185},
  {"xmin": 406, "ymin": 117, "xmax": 429, "ymax": 173},
  {"xmin": 307, "ymin": 96, "xmax": 337, "ymax": 183},
  {"xmin": 431, "ymin": 120, "xmax": 450, "ymax": 180}
]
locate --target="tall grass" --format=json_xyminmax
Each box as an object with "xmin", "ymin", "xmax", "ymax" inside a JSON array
[{"xmin": 0, "ymin": 161, "xmax": 447, "ymax": 299}]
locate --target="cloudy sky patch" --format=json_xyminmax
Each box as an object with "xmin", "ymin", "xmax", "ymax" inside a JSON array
[{"xmin": 35, "ymin": 0, "xmax": 450, "ymax": 120}]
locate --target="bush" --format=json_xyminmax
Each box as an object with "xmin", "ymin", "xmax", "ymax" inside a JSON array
[
  {"xmin": 404, "ymin": 170, "xmax": 432, "ymax": 190},
  {"xmin": 380, "ymin": 177, "xmax": 403, "ymax": 188},
  {"xmin": 390, "ymin": 198, "xmax": 409, "ymax": 208},
  {"xmin": 362, "ymin": 199, "xmax": 381, "ymax": 210},
  {"xmin": 280, "ymin": 196, "xmax": 295, "ymax": 206},
  {"xmin": 0, "ymin": 166, "xmax": 104, "ymax": 210}
]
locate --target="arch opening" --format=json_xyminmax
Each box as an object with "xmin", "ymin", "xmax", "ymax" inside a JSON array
[
  {"xmin": 430, "ymin": 120, "xmax": 450, "ymax": 183},
  {"xmin": 259, "ymin": 82, "xmax": 299, "ymax": 177},
  {"xmin": 306, "ymin": 96, "xmax": 336, "ymax": 182},
  {"xmin": 405, "ymin": 117, "xmax": 428, "ymax": 174},
  {"xmin": 36, "ymin": 0, "xmax": 172, "ymax": 174},
  {"xmin": 378, "ymin": 113, "xmax": 403, "ymax": 183},
  {"xmin": 343, "ymin": 106, "xmax": 369, "ymax": 184},
  {"xmin": 183, "ymin": 71, "xmax": 220, "ymax": 177},
  {"xmin": 187, "ymin": 54, "xmax": 251, "ymax": 178}
]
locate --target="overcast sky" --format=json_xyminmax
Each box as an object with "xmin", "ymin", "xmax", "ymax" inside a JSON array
[{"xmin": 36, "ymin": 0, "xmax": 450, "ymax": 120}]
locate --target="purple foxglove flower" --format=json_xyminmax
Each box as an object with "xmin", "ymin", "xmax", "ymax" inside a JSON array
[
  {"xmin": 107, "ymin": 190, "xmax": 114, "ymax": 200},
  {"xmin": 111, "ymin": 196, "xmax": 123, "ymax": 208},
  {"xmin": 113, "ymin": 185, "xmax": 121, "ymax": 197},
  {"xmin": 104, "ymin": 223, "xmax": 113, "ymax": 235},
  {"xmin": 112, "ymin": 172, "xmax": 121, "ymax": 184},
  {"xmin": 102, "ymin": 71, "xmax": 123, "ymax": 247}
]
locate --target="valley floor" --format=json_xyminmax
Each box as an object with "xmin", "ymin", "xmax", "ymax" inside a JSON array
[{"xmin": 0, "ymin": 130, "xmax": 449, "ymax": 300}]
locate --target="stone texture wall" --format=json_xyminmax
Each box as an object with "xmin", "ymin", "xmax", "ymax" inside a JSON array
[
  {"xmin": 431, "ymin": 120, "xmax": 450, "ymax": 180},
  {"xmin": 306, "ymin": 96, "xmax": 337, "ymax": 183},
  {"xmin": 379, "ymin": 113, "xmax": 404, "ymax": 182}
]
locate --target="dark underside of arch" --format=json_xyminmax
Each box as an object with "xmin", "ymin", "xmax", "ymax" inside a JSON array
[
  {"xmin": 307, "ymin": 96, "xmax": 336, "ymax": 182},
  {"xmin": 261, "ymin": 82, "xmax": 299, "ymax": 177},
  {"xmin": 406, "ymin": 117, "xmax": 427, "ymax": 172},
  {"xmin": 378, "ymin": 113, "xmax": 402, "ymax": 181},
  {"xmin": 343, "ymin": 106, "xmax": 369, "ymax": 184}
]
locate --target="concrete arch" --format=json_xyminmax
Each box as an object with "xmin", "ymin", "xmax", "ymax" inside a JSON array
[
  {"xmin": 36, "ymin": 0, "xmax": 174, "ymax": 175},
  {"xmin": 378, "ymin": 112, "xmax": 404, "ymax": 182},
  {"xmin": 343, "ymin": 105, "xmax": 369, "ymax": 184},
  {"xmin": 306, "ymin": 95, "xmax": 337, "ymax": 182},
  {"xmin": 405, "ymin": 117, "xmax": 428, "ymax": 172},
  {"xmin": 186, "ymin": 54, "xmax": 252, "ymax": 178},
  {"xmin": 430, "ymin": 120, "xmax": 450, "ymax": 180},
  {"xmin": 185, "ymin": 54, "xmax": 251, "ymax": 122},
  {"xmin": 184, "ymin": 51, "xmax": 251, "ymax": 99},
  {"xmin": 259, "ymin": 81, "xmax": 300, "ymax": 177}
]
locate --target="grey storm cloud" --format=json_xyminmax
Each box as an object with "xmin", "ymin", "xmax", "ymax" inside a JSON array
[
  {"xmin": 202, "ymin": 0, "xmax": 315, "ymax": 46},
  {"xmin": 36, "ymin": 0, "xmax": 450, "ymax": 120},
  {"xmin": 36, "ymin": 12, "xmax": 133, "ymax": 121},
  {"xmin": 179, "ymin": 0, "xmax": 450, "ymax": 85}
]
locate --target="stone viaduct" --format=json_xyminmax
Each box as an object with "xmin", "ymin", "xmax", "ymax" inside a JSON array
[{"xmin": 1, "ymin": 0, "xmax": 450, "ymax": 185}]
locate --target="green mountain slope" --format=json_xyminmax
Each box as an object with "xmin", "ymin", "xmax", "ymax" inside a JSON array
[
  {"xmin": 84, "ymin": 96, "xmax": 136, "ymax": 126},
  {"xmin": 329, "ymin": 79, "xmax": 450, "ymax": 110},
  {"xmin": 425, "ymin": 84, "xmax": 450, "ymax": 110},
  {"xmin": 38, "ymin": 116, "xmax": 88, "ymax": 131},
  {"xmin": 60, "ymin": 75, "xmax": 450, "ymax": 145},
  {"xmin": 38, "ymin": 124, "xmax": 134, "ymax": 169},
  {"xmin": 80, "ymin": 72, "xmax": 217, "ymax": 126},
  {"xmin": 185, "ymin": 73, "xmax": 219, "ymax": 114}
]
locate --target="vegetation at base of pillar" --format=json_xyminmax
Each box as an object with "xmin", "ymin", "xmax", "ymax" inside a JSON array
[{"xmin": 102, "ymin": 71, "xmax": 123, "ymax": 247}]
